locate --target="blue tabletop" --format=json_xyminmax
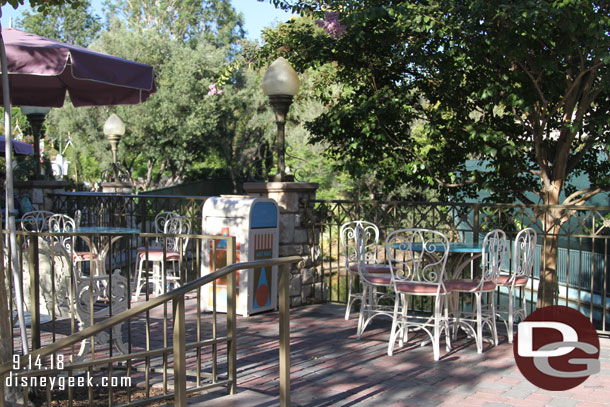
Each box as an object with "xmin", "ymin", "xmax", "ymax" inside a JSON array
[
  {"xmin": 447, "ymin": 242, "xmax": 483, "ymax": 253},
  {"xmin": 75, "ymin": 227, "xmax": 140, "ymax": 234}
]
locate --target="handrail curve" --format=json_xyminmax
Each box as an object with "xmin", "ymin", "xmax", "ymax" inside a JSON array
[{"xmin": 0, "ymin": 255, "xmax": 304, "ymax": 376}]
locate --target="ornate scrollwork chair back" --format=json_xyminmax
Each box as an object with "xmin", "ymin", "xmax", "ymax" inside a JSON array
[
  {"xmin": 384, "ymin": 228, "xmax": 453, "ymax": 360},
  {"xmin": 340, "ymin": 220, "xmax": 391, "ymax": 324},
  {"xmin": 497, "ymin": 227, "xmax": 537, "ymax": 343}
]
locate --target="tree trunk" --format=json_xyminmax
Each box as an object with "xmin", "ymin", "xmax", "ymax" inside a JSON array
[
  {"xmin": 537, "ymin": 223, "xmax": 560, "ymax": 307},
  {"xmin": 536, "ymin": 203, "xmax": 562, "ymax": 308}
]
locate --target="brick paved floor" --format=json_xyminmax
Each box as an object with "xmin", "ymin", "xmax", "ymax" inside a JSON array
[
  {"xmin": 22, "ymin": 301, "xmax": 610, "ymax": 406},
  {"xmin": 231, "ymin": 303, "xmax": 610, "ymax": 407}
]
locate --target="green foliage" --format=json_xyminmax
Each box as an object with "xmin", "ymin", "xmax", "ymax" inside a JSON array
[
  {"xmin": 17, "ymin": 0, "xmax": 262, "ymax": 191},
  {"xmin": 1, "ymin": 0, "xmax": 84, "ymax": 15},
  {"xmin": 6, "ymin": 0, "xmax": 416, "ymax": 200},
  {"xmin": 260, "ymin": 0, "xmax": 610, "ymax": 205},
  {"xmin": 102, "ymin": 0, "xmax": 244, "ymax": 46},
  {"xmin": 44, "ymin": 104, "xmax": 112, "ymax": 183},
  {"xmin": 16, "ymin": 0, "xmax": 101, "ymax": 46}
]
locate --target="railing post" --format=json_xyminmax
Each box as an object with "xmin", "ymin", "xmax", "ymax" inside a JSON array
[
  {"xmin": 29, "ymin": 236, "xmax": 40, "ymax": 350},
  {"xmin": 226, "ymin": 236, "xmax": 237, "ymax": 395},
  {"xmin": 279, "ymin": 263, "xmax": 290, "ymax": 407},
  {"xmin": 173, "ymin": 296, "xmax": 186, "ymax": 407},
  {"xmin": 473, "ymin": 204, "xmax": 481, "ymax": 242},
  {"xmin": 0, "ymin": 236, "xmax": 8, "ymax": 407}
]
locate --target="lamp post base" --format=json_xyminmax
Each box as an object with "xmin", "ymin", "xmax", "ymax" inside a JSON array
[{"xmin": 270, "ymin": 173, "xmax": 295, "ymax": 182}]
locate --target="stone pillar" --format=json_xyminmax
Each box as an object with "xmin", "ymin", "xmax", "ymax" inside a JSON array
[
  {"xmin": 243, "ymin": 181, "xmax": 323, "ymax": 307},
  {"xmin": 14, "ymin": 180, "xmax": 68, "ymax": 212},
  {"xmin": 101, "ymin": 181, "xmax": 133, "ymax": 194}
]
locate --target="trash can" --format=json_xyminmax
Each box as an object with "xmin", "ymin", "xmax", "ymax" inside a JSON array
[{"xmin": 201, "ymin": 196, "xmax": 279, "ymax": 316}]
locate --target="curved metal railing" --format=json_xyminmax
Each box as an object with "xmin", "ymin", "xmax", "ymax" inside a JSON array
[{"xmin": 1, "ymin": 248, "xmax": 303, "ymax": 407}]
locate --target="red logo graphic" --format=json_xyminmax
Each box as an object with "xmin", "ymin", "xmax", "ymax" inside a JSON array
[{"xmin": 514, "ymin": 305, "xmax": 600, "ymax": 391}]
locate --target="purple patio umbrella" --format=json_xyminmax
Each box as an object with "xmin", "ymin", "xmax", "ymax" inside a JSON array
[
  {"xmin": 0, "ymin": 27, "xmax": 156, "ymax": 355},
  {"xmin": 0, "ymin": 135, "xmax": 33, "ymax": 155},
  {"xmin": 0, "ymin": 28, "xmax": 156, "ymax": 107}
]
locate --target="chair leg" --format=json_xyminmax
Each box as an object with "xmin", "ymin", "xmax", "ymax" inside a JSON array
[
  {"xmin": 133, "ymin": 255, "xmax": 144, "ymax": 300},
  {"xmin": 168, "ymin": 260, "xmax": 181, "ymax": 290},
  {"xmin": 155, "ymin": 262, "xmax": 164, "ymax": 296},
  {"xmin": 387, "ymin": 293, "xmax": 401, "ymax": 356},
  {"xmin": 508, "ymin": 287, "xmax": 515, "ymax": 343},
  {"xmin": 489, "ymin": 293, "xmax": 498, "ymax": 346},
  {"xmin": 517, "ymin": 286, "xmax": 527, "ymax": 321},
  {"xmin": 475, "ymin": 293, "xmax": 483, "ymax": 353},
  {"xmin": 398, "ymin": 293, "xmax": 408, "ymax": 347},
  {"xmin": 451, "ymin": 293, "xmax": 460, "ymax": 341},
  {"xmin": 433, "ymin": 295, "xmax": 441, "ymax": 361},
  {"xmin": 345, "ymin": 272, "xmax": 355, "ymax": 320},
  {"xmin": 357, "ymin": 284, "xmax": 368, "ymax": 339},
  {"xmin": 444, "ymin": 296, "xmax": 452, "ymax": 351}
]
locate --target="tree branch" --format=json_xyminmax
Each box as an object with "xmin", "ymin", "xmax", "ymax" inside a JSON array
[
  {"xmin": 565, "ymin": 131, "xmax": 598, "ymax": 175},
  {"xmin": 512, "ymin": 58, "xmax": 548, "ymax": 110},
  {"xmin": 564, "ymin": 187, "xmax": 605, "ymax": 206},
  {"xmin": 515, "ymin": 191, "xmax": 535, "ymax": 205},
  {"xmin": 551, "ymin": 59, "xmax": 603, "ymax": 119}
]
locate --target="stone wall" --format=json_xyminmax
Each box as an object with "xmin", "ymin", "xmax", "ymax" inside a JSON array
[
  {"xmin": 243, "ymin": 182, "xmax": 325, "ymax": 307},
  {"xmin": 14, "ymin": 180, "xmax": 68, "ymax": 212}
]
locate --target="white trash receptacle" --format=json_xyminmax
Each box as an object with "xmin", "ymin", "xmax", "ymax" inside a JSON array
[{"xmin": 201, "ymin": 196, "xmax": 279, "ymax": 316}]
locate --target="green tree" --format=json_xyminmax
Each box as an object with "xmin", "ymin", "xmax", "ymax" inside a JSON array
[
  {"xmin": 17, "ymin": 0, "xmax": 101, "ymax": 46},
  {"xmin": 103, "ymin": 0, "xmax": 244, "ymax": 46},
  {"xmin": 200, "ymin": 67, "xmax": 276, "ymax": 191},
  {"xmin": 38, "ymin": 0, "xmax": 249, "ymax": 190},
  {"xmin": 45, "ymin": 104, "xmax": 111, "ymax": 184},
  {"xmin": 261, "ymin": 0, "xmax": 610, "ymax": 306}
]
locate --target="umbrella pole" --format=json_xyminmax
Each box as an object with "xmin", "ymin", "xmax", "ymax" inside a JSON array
[{"xmin": 0, "ymin": 21, "xmax": 29, "ymax": 356}]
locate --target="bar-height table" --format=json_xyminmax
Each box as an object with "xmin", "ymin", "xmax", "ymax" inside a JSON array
[
  {"xmin": 443, "ymin": 242, "xmax": 484, "ymax": 278},
  {"xmin": 72, "ymin": 226, "xmax": 139, "ymax": 360},
  {"xmin": 75, "ymin": 226, "xmax": 140, "ymax": 276}
]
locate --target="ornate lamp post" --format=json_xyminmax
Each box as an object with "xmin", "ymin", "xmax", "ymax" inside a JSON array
[
  {"xmin": 101, "ymin": 113, "xmax": 132, "ymax": 192},
  {"xmin": 262, "ymin": 57, "xmax": 300, "ymax": 182},
  {"xmin": 103, "ymin": 113, "xmax": 126, "ymax": 165},
  {"xmin": 20, "ymin": 106, "xmax": 51, "ymax": 179}
]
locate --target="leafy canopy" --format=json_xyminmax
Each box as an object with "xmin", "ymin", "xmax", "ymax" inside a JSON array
[{"xmin": 261, "ymin": 0, "xmax": 610, "ymax": 204}]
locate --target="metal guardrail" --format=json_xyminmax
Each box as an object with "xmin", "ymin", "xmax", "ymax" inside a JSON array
[
  {"xmin": 0, "ymin": 227, "xmax": 302, "ymax": 407},
  {"xmin": 50, "ymin": 192, "xmax": 208, "ymax": 232},
  {"xmin": 303, "ymin": 199, "xmax": 610, "ymax": 332},
  {"xmin": 47, "ymin": 193, "xmax": 610, "ymax": 330}
]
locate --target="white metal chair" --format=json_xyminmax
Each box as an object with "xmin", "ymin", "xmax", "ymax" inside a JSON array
[
  {"xmin": 340, "ymin": 220, "xmax": 392, "ymax": 321},
  {"xmin": 20, "ymin": 210, "xmax": 55, "ymax": 233},
  {"xmin": 385, "ymin": 228, "xmax": 453, "ymax": 360},
  {"xmin": 47, "ymin": 214, "xmax": 101, "ymax": 276},
  {"xmin": 136, "ymin": 211, "xmax": 178, "ymax": 251},
  {"xmin": 496, "ymin": 227, "xmax": 537, "ymax": 343},
  {"xmin": 445, "ymin": 229, "xmax": 508, "ymax": 353},
  {"xmin": 133, "ymin": 211, "xmax": 179, "ymax": 299},
  {"xmin": 134, "ymin": 215, "xmax": 191, "ymax": 298},
  {"xmin": 152, "ymin": 211, "xmax": 179, "ymax": 244}
]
